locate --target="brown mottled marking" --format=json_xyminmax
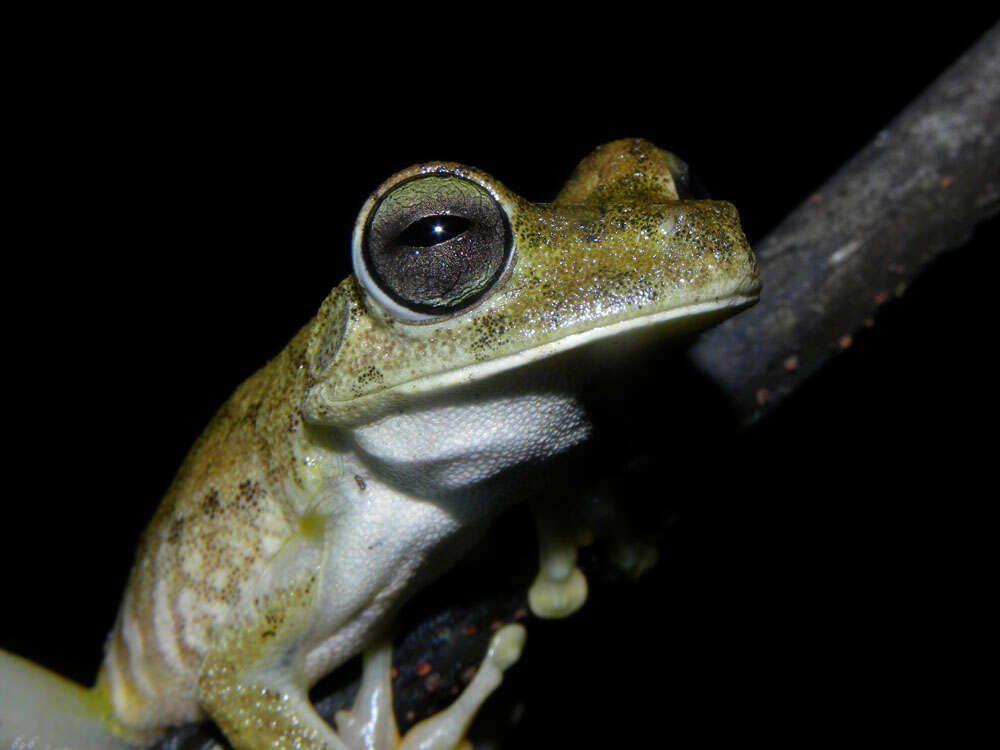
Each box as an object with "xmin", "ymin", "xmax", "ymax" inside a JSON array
[{"xmin": 100, "ymin": 326, "xmax": 311, "ymax": 727}]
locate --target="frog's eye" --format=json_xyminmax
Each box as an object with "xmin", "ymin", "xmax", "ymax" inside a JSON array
[
  {"xmin": 674, "ymin": 166, "xmax": 711, "ymax": 200},
  {"xmin": 659, "ymin": 150, "xmax": 711, "ymax": 199},
  {"xmin": 354, "ymin": 174, "xmax": 513, "ymax": 322}
]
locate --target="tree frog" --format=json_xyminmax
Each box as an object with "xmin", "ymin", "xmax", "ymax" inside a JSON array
[{"xmin": 0, "ymin": 138, "xmax": 760, "ymax": 749}]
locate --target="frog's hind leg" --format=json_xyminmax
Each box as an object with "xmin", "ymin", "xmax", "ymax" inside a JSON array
[
  {"xmin": 0, "ymin": 648, "xmax": 148, "ymax": 749},
  {"xmin": 335, "ymin": 624, "xmax": 525, "ymax": 750}
]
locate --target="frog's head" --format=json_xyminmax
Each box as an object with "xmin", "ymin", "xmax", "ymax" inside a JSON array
[{"xmin": 303, "ymin": 138, "xmax": 760, "ymax": 430}]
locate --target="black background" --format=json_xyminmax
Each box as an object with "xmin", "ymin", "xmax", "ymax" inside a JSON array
[{"xmin": 3, "ymin": 7, "xmax": 997, "ymax": 748}]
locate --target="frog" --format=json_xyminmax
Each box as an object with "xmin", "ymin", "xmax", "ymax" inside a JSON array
[{"xmin": 0, "ymin": 138, "xmax": 760, "ymax": 750}]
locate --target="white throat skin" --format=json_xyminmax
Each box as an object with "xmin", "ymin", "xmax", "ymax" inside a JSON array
[
  {"xmin": 294, "ymin": 359, "xmax": 595, "ymax": 675},
  {"xmin": 350, "ymin": 389, "xmax": 592, "ymax": 504},
  {"xmin": 315, "ymin": 346, "xmax": 597, "ymax": 512}
]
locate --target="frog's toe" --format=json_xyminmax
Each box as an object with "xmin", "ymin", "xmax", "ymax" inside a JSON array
[
  {"xmin": 335, "ymin": 640, "xmax": 401, "ymax": 749},
  {"xmin": 528, "ymin": 498, "xmax": 591, "ymax": 619},
  {"xmin": 336, "ymin": 624, "xmax": 525, "ymax": 750},
  {"xmin": 529, "ymin": 559, "xmax": 588, "ymax": 619},
  {"xmin": 399, "ymin": 624, "xmax": 525, "ymax": 750}
]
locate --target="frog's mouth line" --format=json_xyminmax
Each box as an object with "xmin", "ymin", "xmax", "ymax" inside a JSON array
[
  {"xmin": 307, "ymin": 291, "xmax": 759, "ymax": 424},
  {"xmin": 430, "ymin": 291, "xmax": 760, "ymax": 386}
]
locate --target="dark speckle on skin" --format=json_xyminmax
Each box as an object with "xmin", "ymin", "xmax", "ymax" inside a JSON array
[
  {"xmin": 245, "ymin": 402, "xmax": 261, "ymax": 426},
  {"xmin": 202, "ymin": 489, "xmax": 221, "ymax": 518},
  {"xmin": 470, "ymin": 311, "xmax": 510, "ymax": 357},
  {"xmin": 167, "ymin": 517, "xmax": 184, "ymax": 545},
  {"xmin": 237, "ymin": 480, "xmax": 260, "ymax": 506},
  {"xmin": 356, "ymin": 365, "xmax": 384, "ymax": 392}
]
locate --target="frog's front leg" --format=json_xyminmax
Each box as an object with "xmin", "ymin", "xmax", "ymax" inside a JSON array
[
  {"xmin": 196, "ymin": 515, "xmax": 524, "ymax": 750},
  {"xmin": 528, "ymin": 484, "xmax": 661, "ymax": 620},
  {"xmin": 528, "ymin": 494, "xmax": 592, "ymax": 619},
  {"xmin": 195, "ymin": 518, "xmax": 353, "ymax": 750}
]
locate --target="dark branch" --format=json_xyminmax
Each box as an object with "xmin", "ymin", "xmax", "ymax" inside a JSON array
[{"xmin": 688, "ymin": 24, "xmax": 1000, "ymax": 421}]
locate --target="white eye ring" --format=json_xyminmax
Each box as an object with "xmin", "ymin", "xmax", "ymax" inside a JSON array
[
  {"xmin": 350, "ymin": 184, "xmax": 437, "ymax": 322},
  {"xmin": 350, "ymin": 233, "xmax": 439, "ymax": 322},
  {"xmin": 350, "ymin": 170, "xmax": 515, "ymax": 324}
]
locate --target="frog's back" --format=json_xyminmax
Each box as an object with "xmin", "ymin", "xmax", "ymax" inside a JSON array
[{"xmin": 99, "ymin": 331, "xmax": 310, "ymax": 729}]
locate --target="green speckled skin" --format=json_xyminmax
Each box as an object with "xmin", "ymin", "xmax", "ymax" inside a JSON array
[{"xmin": 305, "ymin": 139, "xmax": 759, "ymax": 424}]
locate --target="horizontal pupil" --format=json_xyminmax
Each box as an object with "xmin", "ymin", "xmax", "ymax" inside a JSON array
[{"xmin": 396, "ymin": 215, "xmax": 472, "ymax": 247}]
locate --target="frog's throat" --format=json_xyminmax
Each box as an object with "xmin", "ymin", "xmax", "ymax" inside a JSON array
[{"xmin": 305, "ymin": 291, "xmax": 758, "ymax": 426}]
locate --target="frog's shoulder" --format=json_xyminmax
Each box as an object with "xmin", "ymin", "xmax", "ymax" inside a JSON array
[{"xmin": 149, "ymin": 322, "xmax": 313, "ymax": 526}]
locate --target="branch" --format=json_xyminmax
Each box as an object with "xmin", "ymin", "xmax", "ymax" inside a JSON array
[
  {"xmin": 155, "ymin": 23, "xmax": 1000, "ymax": 749},
  {"xmin": 687, "ymin": 23, "xmax": 1000, "ymax": 421}
]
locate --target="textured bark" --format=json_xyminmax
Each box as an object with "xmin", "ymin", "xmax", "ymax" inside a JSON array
[
  {"xmin": 687, "ymin": 24, "xmax": 1000, "ymax": 421},
  {"xmin": 155, "ymin": 24, "xmax": 1000, "ymax": 750}
]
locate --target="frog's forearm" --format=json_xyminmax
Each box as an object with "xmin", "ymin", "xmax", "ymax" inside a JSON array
[{"xmin": 198, "ymin": 581, "xmax": 349, "ymax": 750}]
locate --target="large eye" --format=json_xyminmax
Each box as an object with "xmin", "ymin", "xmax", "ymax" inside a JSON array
[
  {"xmin": 659, "ymin": 150, "xmax": 711, "ymax": 199},
  {"xmin": 355, "ymin": 175, "xmax": 512, "ymax": 321}
]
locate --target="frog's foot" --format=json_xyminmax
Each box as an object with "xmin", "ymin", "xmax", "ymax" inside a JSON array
[
  {"xmin": 528, "ymin": 497, "xmax": 590, "ymax": 619},
  {"xmin": 528, "ymin": 483, "xmax": 663, "ymax": 618},
  {"xmin": 336, "ymin": 624, "xmax": 526, "ymax": 750}
]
